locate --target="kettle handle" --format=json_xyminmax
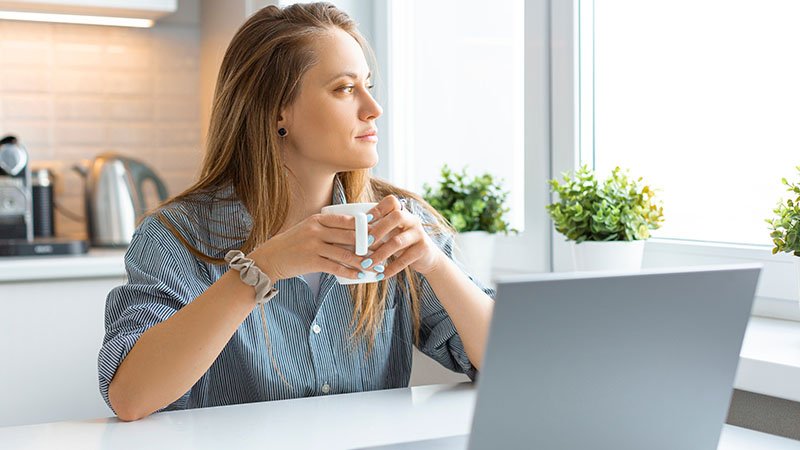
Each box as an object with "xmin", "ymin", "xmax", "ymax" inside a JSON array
[{"xmin": 128, "ymin": 161, "xmax": 169, "ymax": 216}]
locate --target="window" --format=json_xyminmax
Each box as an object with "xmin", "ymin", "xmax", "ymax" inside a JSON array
[
  {"xmin": 566, "ymin": 0, "xmax": 800, "ymax": 321},
  {"xmin": 579, "ymin": 0, "xmax": 800, "ymax": 246},
  {"xmin": 388, "ymin": 0, "xmax": 525, "ymax": 230},
  {"xmin": 280, "ymin": 0, "xmax": 546, "ymax": 274}
]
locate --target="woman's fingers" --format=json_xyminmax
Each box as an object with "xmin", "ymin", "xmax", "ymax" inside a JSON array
[
  {"xmin": 315, "ymin": 213, "xmax": 355, "ymax": 230},
  {"xmin": 314, "ymin": 256, "xmax": 363, "ymax": 280},
  {"xmin": 380, "ymin": 244, "xmax": 424, "ymax": 279},
  {"xmin": 309, "ymin": 198, "xmax": 424, "ymax": 280},
  {"xmin": 366, "ymin": 195, "xmax": 404, "ymax": 222},
  {"xmin": 317, "ymin": 242, "xmax": 365, "ymax": 272},
  {"xmin": 363, "ymin": 229, "xmax": 419, "ymax": 271},
  {"xmin": 312, "ymin": 214, "xmax": 363, "ymax": 245},
  {"xmin": 368, "ymin": 210, "xmax": 419, "ymax": 251},
  {"xmin": 319, "ymin": 227, "xmax": 357, "ymax": 246}
]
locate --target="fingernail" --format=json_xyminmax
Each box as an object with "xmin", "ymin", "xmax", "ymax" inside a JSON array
[
  {"xmin": 360, "ymin": 258, "xmax": 373, "ymax": 269},
  {"xmin": 373, "ymin": 264, "xmax": 385, "ymax": 273},
  {"xmin": 366, "ymin": 214, "xmax": 374, "ymax": 223},
  {"xmin": 357, "ymin": 271, "xmax": 366, "ymax": 279},
  {"xmin": 367, "ymin": 235, "xmax": 375, "ymax": 245},
  {"xmin": 376, "ymin": 273, "xmax": 385, "ymax": 281}
]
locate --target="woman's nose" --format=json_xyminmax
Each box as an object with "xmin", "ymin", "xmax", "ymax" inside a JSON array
[{"xmin": 361, "ymin": 92, "xmax": 383, "ymax": 120}]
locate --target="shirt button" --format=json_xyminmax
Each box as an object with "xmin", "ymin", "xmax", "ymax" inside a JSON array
[
  {"xmin": 321, "ymin": 383, "xmax": 331, "ymax": 394},
  {"xmin": 312, "ymin": 324, "xmax": 321, "ymax": 334}
]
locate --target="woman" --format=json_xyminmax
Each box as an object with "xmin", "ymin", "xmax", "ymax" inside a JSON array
[{"xmin": 99, "ymin": 2, "xmax": 495, "ymax": 422}]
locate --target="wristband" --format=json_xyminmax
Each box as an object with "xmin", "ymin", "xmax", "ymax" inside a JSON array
[{"xmin": 225, "ymin": 250, "xmax": 279, "ymax": 305}]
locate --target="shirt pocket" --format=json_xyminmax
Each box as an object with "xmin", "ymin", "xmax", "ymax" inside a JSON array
[{"xmin": 359, "ymin": 304, "xmax": 400, "ymax": 391}]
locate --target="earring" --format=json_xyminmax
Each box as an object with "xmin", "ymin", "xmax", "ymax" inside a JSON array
[{"xmin": 278, "ymin": 128, "xmax": 287, "ymax": 137}]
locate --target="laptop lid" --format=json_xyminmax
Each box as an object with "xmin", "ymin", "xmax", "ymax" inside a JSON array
[{"xmin": 468, "ymin": 264, "xmax": 761, "ymax": 450}]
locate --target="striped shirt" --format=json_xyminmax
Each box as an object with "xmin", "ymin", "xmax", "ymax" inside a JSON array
[{"xmin": 98, "ymin": 176, "xmax": 495, "ymax": 414}]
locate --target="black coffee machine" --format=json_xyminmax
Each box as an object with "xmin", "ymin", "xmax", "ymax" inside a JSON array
[
  {"xmin": 0, "ymin": 135, "xmax": 87, "ymax": 256},
  {"xmin": 0, "ymin": 135, "xmax": 33, "ymax": 241}
]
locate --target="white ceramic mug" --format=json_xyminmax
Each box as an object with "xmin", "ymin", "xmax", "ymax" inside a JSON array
[{"xmin": 320, "ymin": 202, "xmax": 379, "ymax": 285}]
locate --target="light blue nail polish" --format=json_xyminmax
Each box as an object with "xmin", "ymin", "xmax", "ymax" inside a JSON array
[
  {"xmin": 376, "ymin": 273, "xmax": 385, "ymax": 281},
  {"xmin": 367, "ymin": 235, "xmax": 375, "ymax": 246},
  {"xmin": 360, "ymin": 258, "xmax": 373, "ymax": 269},
  {"xmin": 373, "ymin": 264, "xmax": 385, "ymax": 273},
  {"xmin": 357, "ymin": 272, "xmax": 366, "ymax": 279},
  {"xmin": 366, "ymin": 214, "xmax": 374, "ymax": 223}
]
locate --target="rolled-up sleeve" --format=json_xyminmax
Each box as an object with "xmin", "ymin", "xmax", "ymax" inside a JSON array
[
  {"xmin": 97, "ymin": 216, "xmax": 208, "ymax": 413},
  {"xmin": 406, "ymin": 199, "xmax": 496, "ymax": 380}
]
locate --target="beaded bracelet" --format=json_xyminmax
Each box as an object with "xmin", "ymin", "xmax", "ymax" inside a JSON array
[{"xmin": 224, "ymin": 250, "xmax": 279, "ymax": 305}]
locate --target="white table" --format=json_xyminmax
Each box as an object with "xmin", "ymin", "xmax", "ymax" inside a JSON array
[{"xmin": 0, "ymin": 383, "xmax": 798, "ymax": 450}]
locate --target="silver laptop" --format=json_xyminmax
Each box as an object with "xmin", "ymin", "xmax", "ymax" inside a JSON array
[{"xmin": 361, "ymin": 264, "xmax": 761, "ymax": 450}]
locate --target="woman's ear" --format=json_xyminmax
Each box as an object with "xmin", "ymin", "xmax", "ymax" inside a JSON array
[{"xmin": 277, "ymin": 106, "xmax": 292, "ymax": 130}]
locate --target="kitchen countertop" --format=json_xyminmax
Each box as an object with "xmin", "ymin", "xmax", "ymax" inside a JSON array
[
  {"xmin": 0, "ymin": 248, "xmax": 127, "ymax": 282},
  {"xmin": 0, "ymin": 383, "xmax": 797, "ymax": 450}
]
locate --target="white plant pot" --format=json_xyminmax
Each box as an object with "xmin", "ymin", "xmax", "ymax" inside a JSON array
[
  {"xmin": 571, "ymin": 240, "xmax": 645, "ymax": 271},
  {"xmin": 453, "ymin": 231, "xmax": 496, "ymax": 285}
]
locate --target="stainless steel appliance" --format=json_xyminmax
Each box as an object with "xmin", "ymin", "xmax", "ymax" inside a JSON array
[
  {"xmin": 0, "ymin": 135, "xmax": 33, "ymax": 241},
  {"xmin": 0, "ymin": 136, "xmax": 88, "ymax": 257},
  {"xmin": 74, "ymin": 152, "xmax": 169, "ymax": 247}
]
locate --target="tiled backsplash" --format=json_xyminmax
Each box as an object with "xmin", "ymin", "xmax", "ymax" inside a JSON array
[{"xmin": 0, "ymin": 20, "xmax": 202, "ymax": 239}]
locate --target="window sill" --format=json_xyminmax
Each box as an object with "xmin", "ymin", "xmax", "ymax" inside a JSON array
[{"xmin": 737, "ymin": 316, "xmax": 800, "ymax": 403}]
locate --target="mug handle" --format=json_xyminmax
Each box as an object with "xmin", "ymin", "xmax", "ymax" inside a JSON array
[{"xmin": 354, "ymin": 212, "xmax": 369, "ymax": 256}]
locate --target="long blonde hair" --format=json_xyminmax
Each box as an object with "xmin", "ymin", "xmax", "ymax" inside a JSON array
[{"xmin": 157, "ymin": 2, "xmax": 454, "ymax": 350}]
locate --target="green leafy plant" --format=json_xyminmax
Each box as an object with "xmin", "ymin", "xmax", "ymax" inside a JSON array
[
  {"xmin": 767, "ymin": 167, "xmax": 800, "ymax": 256},
  {"xmin": 546, "ymin": 165, "xmax": 664, "ymax": 243},
  {"xmin": 423, "ymin": 165, "xmax": 516, "ymax": 234}
]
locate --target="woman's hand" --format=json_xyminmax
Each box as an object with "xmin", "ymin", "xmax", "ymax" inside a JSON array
[
  {"xmin": 361, "ymin": 195, "xmax": 447, "ymax": 279},
  {"xmin": 249, "ymin": 214, "xmax": 368, "ymax": 282}
]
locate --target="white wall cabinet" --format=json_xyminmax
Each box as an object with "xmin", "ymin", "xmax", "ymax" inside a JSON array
[
  {"xmin": 0, "ymin": 250, "xmax": 127, "ymax": 426},
  {"xmin": 0, "ymin": 275, "xmax": 125, "ymax": 427}
]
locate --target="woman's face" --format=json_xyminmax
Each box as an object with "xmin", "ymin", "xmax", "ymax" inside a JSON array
[{"xmin": 279, "ymin": 28, "xmax": 383, "ymax": 175}]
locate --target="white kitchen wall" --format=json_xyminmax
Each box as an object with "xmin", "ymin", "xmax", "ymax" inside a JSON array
[{"xmin": 0, "ymin": 2, "xmax": 202, "ymax": 239}]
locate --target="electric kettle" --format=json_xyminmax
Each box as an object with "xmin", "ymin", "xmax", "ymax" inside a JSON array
[{"xmin": 74, "ymin": 152, "xmax": 169, "ymax": 247}]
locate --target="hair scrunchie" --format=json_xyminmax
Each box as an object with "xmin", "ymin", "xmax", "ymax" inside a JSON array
[{"xmin": 225, "ymin": 250, "xmax": 279, "ymax": 305}]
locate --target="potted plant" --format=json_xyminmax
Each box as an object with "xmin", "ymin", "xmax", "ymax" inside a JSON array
[
  {"xmin": 767, "ymin": 167, "xmax": 800, "ymax": 285},
  {"xmin": 767, "ymin": 169, "xmax": 800, "ymax": 307},
  {"xmin": 423, "ymin": 165, "xmax": 516, "ymax": 284},
  {"xmin": 546, "ymin": 165, "xmax": 664, "ymax": 271},
  {"xmin": 767, "ymin": 167, "xmax": 800, "ymax": 255}
]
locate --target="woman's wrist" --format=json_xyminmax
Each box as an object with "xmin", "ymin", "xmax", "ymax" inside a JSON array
[
  {"xmin": 418, "ymin": 252, "xmax": 451, "ymax": 279},
  {"xmin": 226, "ymin": 249, "xmax": 280, "ymax": 304},
  {"xmin": 248, "ymin": 242, "xmax": 283, "ymax": 283}
]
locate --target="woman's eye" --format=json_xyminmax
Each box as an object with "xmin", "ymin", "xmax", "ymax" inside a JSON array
[{"xmin": 338, "ymin": 84, "xmax": 374, "ymax": 94}]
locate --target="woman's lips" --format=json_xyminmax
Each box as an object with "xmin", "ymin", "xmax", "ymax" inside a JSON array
[{"xmin": 355, "ymin": 134, "xmax": 378, "ymax": 142}]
